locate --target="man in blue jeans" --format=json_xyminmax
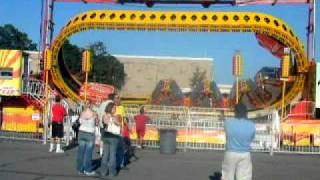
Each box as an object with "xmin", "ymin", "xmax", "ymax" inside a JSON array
[{"xmin": 222, "ymin": 103, "xmax": 256, "ymax": 180}]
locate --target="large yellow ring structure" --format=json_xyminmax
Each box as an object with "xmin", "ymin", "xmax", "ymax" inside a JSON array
[{"xmin": 49, "ymin": 10, "xmax": 308, "ymax": 108}]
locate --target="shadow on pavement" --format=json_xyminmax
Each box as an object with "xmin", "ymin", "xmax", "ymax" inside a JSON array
[
  {"xmin": 0, "ymin": 169, "xmax": 107, "ymax": 179},
  {"xmin": 64, "ymin": 141, "xmax": 78, "ymax": 151},
  {"xmin": 92, "ymin": 158, "xmax": 102, "ymax": 171},
  {"xmin": 209, "ymin": 171, "xmax": 221, "ymax": 180}
]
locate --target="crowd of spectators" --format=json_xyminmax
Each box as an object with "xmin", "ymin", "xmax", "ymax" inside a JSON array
[
  {"xmin": 49, "ymin": 93, "xmax": 149, "ymax": 177},
  {"xmin": 50, "ymin": 93, "xmax": 256, "ymax": 179}
]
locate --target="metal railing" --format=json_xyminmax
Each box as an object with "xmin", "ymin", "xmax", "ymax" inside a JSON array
[
  {"xmin": 125, "ymin": 105, "xmax": 320, "ymax": 154},
  {"xmin": 22, "ymin": 79, "xmax": 70, "ymax": 109},
  {"xmin": 0, "ymin": 79, "xmax": 75, "ymax": 144},
  {"xmin": 2, "ymin": 96, "xmax": 320, "ymax": 155},
  {"xmin": 22, "ymin": 79, "xmax": 45, "ymax": 105}
]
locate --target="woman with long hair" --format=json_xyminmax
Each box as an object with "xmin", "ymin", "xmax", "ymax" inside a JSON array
[{"xmin": 99, "ymin": 102, "xmax": 121, "ymax": 178}]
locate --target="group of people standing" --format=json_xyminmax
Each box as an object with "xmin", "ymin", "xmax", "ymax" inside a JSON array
[
  {"xmin": 49, "ymin": 93, "xmax": 256, "ymax": 180},
  {"xmin": 49, "ymin": 93, "xmax": 150, "ymax": 178}
]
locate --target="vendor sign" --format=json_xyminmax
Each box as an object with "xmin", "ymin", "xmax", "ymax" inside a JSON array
[
  {"xmin": 79, "ymin": 82, "xmax": 114, "ymax": 103},
  {"xmin": 0, "ymin": 50, "xmax": 22, "ymax": 96}
]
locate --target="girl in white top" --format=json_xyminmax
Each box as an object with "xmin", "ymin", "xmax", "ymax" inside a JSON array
[
  {"xmin": 76, "ymin": 105, "xmax": 99, "ymax": 176},
  {"xmin": 103, "ymin": 104, "xmax": 121, "ymax": 130},
  {"xmin": 79, "ymin": 107, "xmax": 97, "ymax": 134},
  {"xmin": 99, "ymin": 102, "xmax": 121, "ymax": 177}
]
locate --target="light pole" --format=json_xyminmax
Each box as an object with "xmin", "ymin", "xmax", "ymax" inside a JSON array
[
  {"xmin": 82, "ymin": 50, "xmax": 92, "ymax": 102},
  {"xmin": 280, "ymin": 48, "xmax": 291, "ymax": 120},
  {"xmin": 43, "ymin": 48, "xmax": 52, "ymax": 144},
  {"xmin": 233, "ymin": 50, "xmax": 243, "ymax": 104}
]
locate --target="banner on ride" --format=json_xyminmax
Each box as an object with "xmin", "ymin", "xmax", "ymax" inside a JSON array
[
  {"xmin": 282, "ymin": 121, "xmax": 320, "ymax": 146},
  {"xmin": 128, "ymin": 126, "xmax": 226, "ymax": 144}
]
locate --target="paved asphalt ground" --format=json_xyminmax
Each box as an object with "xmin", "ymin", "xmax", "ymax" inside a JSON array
[{"xmin": 0, "ymin": 140, "xmax": 319, "ymax": 180}]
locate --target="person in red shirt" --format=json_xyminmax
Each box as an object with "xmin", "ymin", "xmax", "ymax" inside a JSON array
[
  {"xmin": 122, "ymin": 120, "xmax": 130, "ymax": 140},
  {"xmin": 122, "ymin": 118, "xmax": 131, "ymax": 166},
  {"xmin": 49, "ymin": 96, "xmax": 67, "ymax": 153},
  {"xmin": 134, "ymin": 106, "xmax": 150, "ymax": 148}
]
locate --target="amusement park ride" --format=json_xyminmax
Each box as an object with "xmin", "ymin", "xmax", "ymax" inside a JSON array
[
  {"xmin": 46, "ymin": 10, "xmax": 309, "ymax": 107},
  {"xmin": 0, "ymin": 0, "xmax": 317, "ymax": 140}
]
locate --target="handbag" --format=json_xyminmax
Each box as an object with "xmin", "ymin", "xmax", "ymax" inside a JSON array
[
  {"xmin": 106, "ymin": 117, "xmax": 121, "ymax": 135},
  {"xmin": 72, "ymin": 119, "xmax": 80, "ymax": 131}
]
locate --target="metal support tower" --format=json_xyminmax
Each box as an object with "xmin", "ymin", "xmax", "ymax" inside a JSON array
[
  {"xmin": 307, "ymin": 0, "xmax": 316, "ymax": 61},
  {"xmin": 40, "ymin": 0, "xmax": 55, "ymax": 80}
]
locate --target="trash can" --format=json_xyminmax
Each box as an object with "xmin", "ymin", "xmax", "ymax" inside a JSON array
[{"xmin": 159, "ymin": 128, "xmax": 177, "ymax": 154}]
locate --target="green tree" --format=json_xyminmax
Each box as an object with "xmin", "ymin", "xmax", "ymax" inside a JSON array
[
  {"xmin": 0, "ymin": 24, "xmax": 37, "ymax": 50},
  {"xmin": 91, "ymin": 54, "xmax": 126, "ymax": 89},
  {"xmin": 63, "ymin": 40, "xmax": 126, "ymax": 90},
  {"xmin": 189, "ymin": 67, "xmax": 207, "ymax": 89},
  {"xmin": 89, "ymin": 41, "xmax": 126, "ymax": 89},
  {"xmin": 190, "ymin": 67, "xmax": 208, "ymax": 106},
  {"xmin": 62, "ymin": 40, "xmax": 82, "ymax": 76},
  {"xmin": 88, "ymin": 41, "xmax": 108, "ymax": 56}
]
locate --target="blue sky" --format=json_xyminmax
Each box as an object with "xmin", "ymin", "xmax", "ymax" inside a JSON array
[{"xmin": 0, "ymin": 1, "xmax": 318, "ymax": 84}]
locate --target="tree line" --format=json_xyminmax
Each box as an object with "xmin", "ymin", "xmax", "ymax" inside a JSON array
[{"xmin": 0, "ymin": 24, "xmax": 126, "ymax": 90}]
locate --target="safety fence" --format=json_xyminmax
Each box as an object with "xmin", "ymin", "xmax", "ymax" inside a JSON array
[
  {"xmin": 0, "ymin": 79, "xmax": 75, "ymax": 144},
  {"xmin": 125, "ymin": 105, "xmax": 320, "ymax": 154},
  {"xmin": 278, "ymin": 123, "xmax": 320, "ymax": 154},
  {"xmin": 0, "ymin": 109, "xmax": 75, "ymax": 146},
  {"xmin": 125, "ymin": 105, "xmax": 259, "ymax": 151},
  {"xmin": 2, "ymin": 103, "xmax": 320, "ymax": 154}
]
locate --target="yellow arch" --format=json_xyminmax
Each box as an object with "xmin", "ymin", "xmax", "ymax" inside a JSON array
[{"xmin": 49, "ymin": 10, "xmax": 308, "ymax": 108}]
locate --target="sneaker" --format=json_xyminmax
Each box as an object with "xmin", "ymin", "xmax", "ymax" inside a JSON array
[
  {"xmin": 55, "ymin": 149, "xmax": 64, "ymax": 153},
  {"xmin": 96, "ymin": 171, "xmax": 106, "ymax": 177},
  {"xmin": 84, "ymin": 171, "xmax": 97, "ymax": 176},
  {"xmin": 49, "ymin": 148, "xmax": 55, "ymax": 152},
  {"xmin": 108, "ymin": 174, "xmax": 117, "ymax": 179},
  {"xmin": 78, "ymin": 171, "xmax": 84, "ymax": 176}
]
